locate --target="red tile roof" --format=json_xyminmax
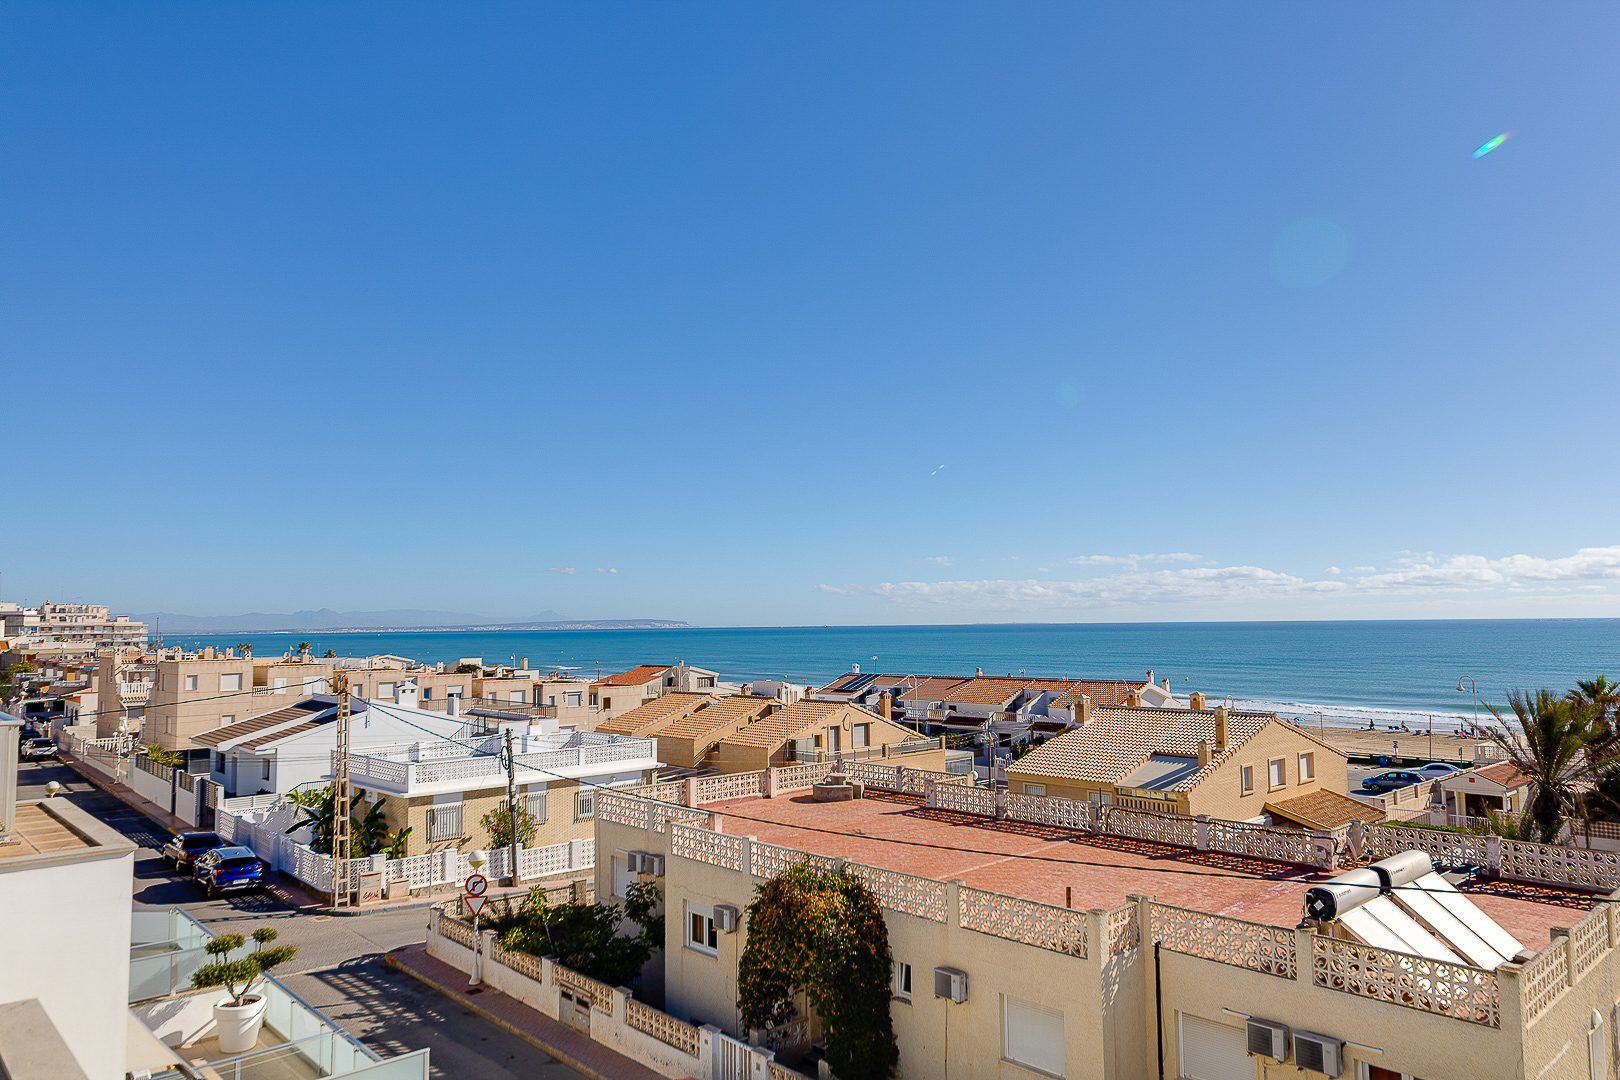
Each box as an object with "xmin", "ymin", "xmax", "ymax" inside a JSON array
[
  {"xmin": 592, "ymin": 665, "xmax": 672, "ymax": 689},
  {"xmin": 1473, "ymin": 762, "xmax": 1536, "ymax": 789}
]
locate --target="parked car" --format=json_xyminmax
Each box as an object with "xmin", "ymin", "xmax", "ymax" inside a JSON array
[
  {"xmin": 192, "ymin": 846, "xmax": 266, "ymax": 897},
  {"xmin": 1416, "ymin": 762, "xmax": 1462, "ymax": 778},
  {"xmin": 18, "ymin": 737, "xmax": 57, "ymax": 761},
  {"xmin": 1360, "ymin": 770, "xmax": 1424, "ymax": 793},
  {"xmin": 161, "ymin": 831, "xmax": 224, "ymax": 871}
]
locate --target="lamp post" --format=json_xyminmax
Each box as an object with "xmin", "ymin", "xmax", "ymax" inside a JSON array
[
  {"xmin": 467, "ymin": 848, "xmax": 487, "ymax": 986},
  {"xmin": 1457, "ymin": 677, "xmax": 1479, "ymax": 737}
]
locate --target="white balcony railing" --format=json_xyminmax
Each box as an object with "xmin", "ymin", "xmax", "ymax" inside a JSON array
[{"xmin": 337, "ymin": 734, "xmax": 656, "ymax": 792}]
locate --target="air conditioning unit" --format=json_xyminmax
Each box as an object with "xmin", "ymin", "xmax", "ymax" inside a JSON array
[
  {"xmin": 626, "ymin": 851, "xmax": 647, "ymax": 873},
  {"xmin": 714, "ymin": 904, "xmax": 741, "ymax": 933},
  {"xmin": 1292, "ymin": 1031, "xmax": 1343, "ymax": 1077},
  {"xmin": 933, "ymin": 967, "xmax": 968, "ymax": 1004},
  {"xmin": 643, "ymin": 853, "xmax": 665, "ymax": 877},
  {"xmin": 1245, "ymin": 1018, "xmax": 1289, "ymax": 1061}
]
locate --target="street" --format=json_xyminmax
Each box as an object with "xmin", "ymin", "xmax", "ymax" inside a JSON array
[{"xmin": 17, "ymin": 758, "xmax": 588, "ymax": 1080}]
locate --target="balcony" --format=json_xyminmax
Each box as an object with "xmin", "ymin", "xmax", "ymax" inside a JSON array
[{"xmin": 337, "ymin": 730, "xmax": 660, "ymax": 795}]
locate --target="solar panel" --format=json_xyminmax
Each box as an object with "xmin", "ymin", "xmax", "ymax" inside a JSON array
[
  {"xmin": 1410, "ymin": 872, "xmax": 1525, "ymax": 962},
  {"xmin": 1340, "ymin": 896, "xmax": 1464, "ymax": 964},
  {"xmin": 1392, "ymin": 883, "xmax": 1509, "ymax": 969}
]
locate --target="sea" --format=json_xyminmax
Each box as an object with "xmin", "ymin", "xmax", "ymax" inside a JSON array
[{"xmin": 175, "ymin": 619, "xmax": 1620, "ymax": 734}]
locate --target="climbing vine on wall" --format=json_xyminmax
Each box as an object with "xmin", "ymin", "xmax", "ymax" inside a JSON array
[{"xmin": 738, "ymin": 863, "xmax": 898, "ymax": 1080}]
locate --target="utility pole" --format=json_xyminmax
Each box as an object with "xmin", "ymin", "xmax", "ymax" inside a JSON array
[
  {"xmin": 331, "ymin": 672, "xmax": 352, "ymax": 908},
  {"xmin": 504, "ymin": 727, "xmax": 520, "ymax": 889}
]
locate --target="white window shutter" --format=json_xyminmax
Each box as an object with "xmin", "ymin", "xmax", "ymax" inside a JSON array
[
  {"xmin": 1003, "ymin": 996, "xmax": 1065, "ymax": 1077},
  {"xmin": 1179, "ymin": 1014, "xmax": 1251, "ymax": 1080}
]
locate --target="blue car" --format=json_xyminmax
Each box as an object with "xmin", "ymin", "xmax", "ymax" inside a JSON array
[{"xmin": 192, "ymin": 846, "xmax": 266, "ymax": 897}]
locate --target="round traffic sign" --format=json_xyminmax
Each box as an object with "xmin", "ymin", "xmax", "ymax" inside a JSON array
[{"xmin": 465, "ymin": 873, "xmax": 488, "ymax": 896}]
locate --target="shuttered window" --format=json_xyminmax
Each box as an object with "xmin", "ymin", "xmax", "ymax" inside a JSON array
[
  {"xmin": 1179, "ymin": 1014, "xmax": 1250, "ymax": 1080},
  {"xmin": 1003, "ymin": 995, "xmax": 1065, "ymax": 1077}
]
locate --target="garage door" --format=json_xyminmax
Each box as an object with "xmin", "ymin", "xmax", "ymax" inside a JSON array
[{"xmin": 1179, "ymin": 1014, "xmax": 1252, "ymax": 1080}]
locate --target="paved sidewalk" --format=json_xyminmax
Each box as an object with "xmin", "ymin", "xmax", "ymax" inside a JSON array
[{"xmin": 385, "ymin": 943, "xmax": 673, "ymax": 1080}]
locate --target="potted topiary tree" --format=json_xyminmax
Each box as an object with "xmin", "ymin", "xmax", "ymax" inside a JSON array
[{"xmin": 190, "ymin": 928, "xmax": 297, "ymax": 1053}]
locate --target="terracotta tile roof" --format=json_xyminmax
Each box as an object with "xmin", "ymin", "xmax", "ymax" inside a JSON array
[
  {"xmin": 1472, "ymin": 762, "xmax": 1536, "ymax": 789},
  {"xmin": 191, "ymin": 701, "xmax": 329, "ymax": 748},
  {"xmin": 1005, "ymin": 706, "xmax": 1280, "ymax": 790},
  {"xmin": 942, "ymin": 677, "xmax": 1029, "ymax": 706},
  {"xmin": 1265, "ymin": 790, "xmax": 1385, "ymax": 830},
  {"xmin": 596, "ymin": 693, "xmax": 712, "ymax": 736},
  {"xmin": 718, "ymin": 700, "xmax": 851, "ymax": 748},
  {"xmin": 1048, "ymin": 680, "xmax": 1138, "ymax": 710},
  {"xmin": 661, "ymin": 695, "xmax": 774, "ymax": 740},
  {"xmin": 897, "ymin": 677, "xmax": 969, "ymax": 702},
  {"xmin": 592, "ymin": 665, "xmax": 672, "ymax": 689}
]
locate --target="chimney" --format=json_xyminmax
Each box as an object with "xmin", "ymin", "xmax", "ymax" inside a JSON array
[
  {"xmin": 741, "ymin": 683, "xmax": 751, "ymax": 696},
  {"xmin": 1214, "ymin": 706, "xmax": 1228, "ymax": 751},
  {"xmin": 203, "ymin": 646, "xmax": 215, "ymax": 660},
  {"xmin": 1146, "ymin": 670, "xmax": 1154, "ymax": 684},
  {"xmin": 878, "ymin": 691, "xmax": 892, "ymax": 721},
  {"xmin": 520, "ymin": 658, "xmax": 529, "ymax": 670},
  {"xmin": 1163, "ymin": 678, "xmax": 1170, "ymax": 691},
  {"xmin": 1190, "ymin": 691, "xmax": 1206, "ymax": 710},
  {"xmin": 1197, "ymin": 740, "xmax": 1211, "ymax": 769},
  {"xmin": 975, "ymin": 667, "xmax": 983, "ymax": 677},
  {"xmin": 1126, "ymin": 689, "xmax": 1141, "ymax": 707},
  {"xmin": 1076, "ymin": 695, "xmax": 1092, "ymax": 726}
]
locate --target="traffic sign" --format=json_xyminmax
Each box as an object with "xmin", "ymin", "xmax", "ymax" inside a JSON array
[
  {"xmin": 465, "ymin": 894, "xmax": 487, "ymax": 917},
  {"xmin": 465, "ymin": 873, "xmax": 488, "ymax": 896}
]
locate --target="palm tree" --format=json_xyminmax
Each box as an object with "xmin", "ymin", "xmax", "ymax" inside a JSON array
[
  {"xmin": 236, "ymin": 642, "xmax": 253, "ymax": 657},
  {"xmin": 1485, "ymin": 689, "xmax": 1598, "ymax": 843},
  {"xmin": 296, "ymin": 641, "xmax": 312, "ymax": 657},
  {"xmin": 1568, "ymin": 676, "xmax": 1620, "ymax": 832}
]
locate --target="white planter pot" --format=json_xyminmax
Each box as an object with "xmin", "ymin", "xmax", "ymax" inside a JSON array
[{"xmin": 212, "ymin": 994, "xmax": 268, "ymax": 1055}]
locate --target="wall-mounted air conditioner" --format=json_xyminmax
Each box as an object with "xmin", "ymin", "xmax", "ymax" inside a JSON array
[
  {"xmin": 933, "ymin": 967, "xmax": 968, "ymax": 1003},
  {"xmin": 626, "ymin": 851, "xmax": 647, "ymax": 873},
  {"xmin": 1292, "ymin": 1031, "xmax": 1342, "ymax": 1077},
  {"xmin": 643, "ymin": 853, "xmax": 666, "ymax": 877},
  {"xmin": 1245, "ymin": 1018, "xmax": 1289, "ymax": 1061},
  {"xmin": 714, "ymin": 904, "xmax": 741, "ymax": 932}
]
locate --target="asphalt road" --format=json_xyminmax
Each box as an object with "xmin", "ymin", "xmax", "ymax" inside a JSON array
[{"xmin": 17, "ymin": 757, "xmax": 587, "ymax": 1080}]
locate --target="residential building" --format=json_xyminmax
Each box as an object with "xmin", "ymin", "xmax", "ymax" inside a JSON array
[
  {"xmin": 1264, "ymin": 787, "xmax": 1387, "ymax": 831},
  {"xmin": 145, "ymin": 647, "xmax": 304, "ymax": 765},
  {"xmin": 92, "ymin": 648, "xmax": 155, "ymax": 738},
  {"xmin": 596, "ymin": 762, "xmax": 1611, "ymax": 1080},
  {"xmin": 252, "ymin": 657, "xmax": 334, "ymax": 700},
  {"xmin": 1442, "ymin": 761, "xmax": 1536, "ymax": 818},
  {"xmin": 339, "ymin": 703, "xmax": 662, "ymax": 857},
  {"xmin": 596, "ymin": 692, "xmax": 784, "ymax": 770},
  {"xmin": 711, "ymin": 699, "xmax": 946, "ymax": 772},
  {"xmin": 1004, "ymin": 704, "xmax": 1348, "ymax": 818},
  {"xmin": 591, "ymin": 663, "xmax": 723, "ymax": 721},
  {"xmin": 8, "ymin": 602, "xmax": 146, "ymax": 653}
]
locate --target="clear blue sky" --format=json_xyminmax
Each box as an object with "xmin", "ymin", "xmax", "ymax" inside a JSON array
[{"xmin": 5, "ymin": 4, "xmax": 1619, "ymax": 626}]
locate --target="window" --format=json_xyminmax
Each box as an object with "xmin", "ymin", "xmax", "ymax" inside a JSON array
[
  {"xmin": 213, "ymin": 752, "xmax": 224, "ymax": 772},
  {"xmin": 687, "ymin": 904, "xmax": 718, "ymax": 955},
  {"xmin": 1240, "ymin": 765, "xmax": 1254, "ymax": 795},
  {"xmin": 602, "ymin": 697, "xmax": 611, "ymax": 710},
  {"xmin": 510, "ymin": 690, "xmax": 526, "ymax": 703},
  {"xmin": 566, "ymin": 692, "xmax": 582, "ymax": 708},
  {"xmin": 699, "ymin": 676, "xmax": 715, "ymax": 688},
  {"xmin": 525, "ymin": 784, "xmax": 547, "ymax": 822},
  {"xmin": 185, "ymin": 675, "xmax": 199, "ymax": 691},
  {"xmin": 221, "ymin": 673, "xmax": 243, "ymax": 692},
  {"xmin": 1298, "ymin": 753, "xmax": 1315, "ymax": 781},
  {"xmin": 853, "ymin": 723, "xmax": 870, "ymax": 748},
  {"xmin": 428, "ymin": 797, "xmax": 463, "ymax": 840},
  {"xmin": 262, "ymin": 759, "xmax": 272, "ymax": 781},
  {"xmin": 1024, "ymin": 783, "xmax": 1047, "ymax": 797},
  {"xmin": 576, "ymin": 789, "xmax": 596, "ymax": 820},
  {"xmin": 665, "ymin": 677, "xmax": 676, "ymax": 687},
  {"xmin": 219, "ymin": 714, "xmax": 235, "ymax": 728},
  {"xmin": 1268, "ymin": 758, "xmax": 1286, "ymax": 789},
  {"xmin": 589, "ymin": 693, "xmax": 598, "ymax": 707},
  {"xmin": 378, "ymin": 682, "xmax": 396, "ymax": 698},
  {"xmin": 547, "ymin": 695, "xmax": 556, "ymax": 707},
  {"xmin": 421, "ymin": 687, "xmax": 432, "ymax": 700},
  {"xmin": 303, "ymin": 677, "xmax": 323, "ymax": 695},
  {"xmin": 827, "ymin": 727, "xmax": 841, "ymax": 753},
  {"xmin": 894, "ymin": 962, "xmax": 913, "ymax": 1001},
  {"xmin": 273, "ymin": 678, "xmax": 287, "ymax": 695},
  {"xmin": 1179, "ymin": 1014, "xmax": 1250, "ymax": 1080},
  {"xmin": 1003, "ymin": 995, "xmax": 1065, "ymax": 1077}
]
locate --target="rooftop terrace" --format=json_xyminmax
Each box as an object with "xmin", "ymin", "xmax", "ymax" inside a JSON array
[{"xmin": 697, "ymin": 789, "xmax": 1590, "ymax": 950}]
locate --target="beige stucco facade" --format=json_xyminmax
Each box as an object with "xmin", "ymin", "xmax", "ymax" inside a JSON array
[
  {"xmin": 375, "ymin": 776, "xmax": 636, "ymax": 858},
  {"xmin": 147, "ymin": 656, "xmax": 292, "ymax": 751}
]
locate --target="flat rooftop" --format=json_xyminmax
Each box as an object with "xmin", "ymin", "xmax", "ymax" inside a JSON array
[
  {"xmin": 0, "ymin": 799, "xmax": 136, "ymax": 865},
  {"xmin": 700, "ymin": 790, "xmax": 1591, "ymax": 952}
]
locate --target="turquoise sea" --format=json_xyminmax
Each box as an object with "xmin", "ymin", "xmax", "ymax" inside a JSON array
[{"xmin": 180, "ymin": 620, "xmax": 1620, "ymax": 730}]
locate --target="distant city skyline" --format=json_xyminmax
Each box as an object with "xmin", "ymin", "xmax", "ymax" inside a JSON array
[{"xmin": 4, "ymin": 5, "xmax": 1618, "ymax": 626}]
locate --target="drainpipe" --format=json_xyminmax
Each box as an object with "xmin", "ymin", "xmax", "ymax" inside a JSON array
[{"xmin": 1154, "ymin": 941, "xmax": 1164, "ymax": 1080}]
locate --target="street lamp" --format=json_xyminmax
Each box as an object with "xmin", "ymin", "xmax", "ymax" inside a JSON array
[
  {"xmin": 467, "ymin": 849, "xmax": 488, "ymax": 986},
  {"xmin": 1457, "ymin": 677, "xmax": 1479, "ymax": 736}
]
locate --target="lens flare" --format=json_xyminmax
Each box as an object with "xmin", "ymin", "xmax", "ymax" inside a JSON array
[{"xmin": 1472, "ymin": 132, "xmax": 1510, "ymax": 159}]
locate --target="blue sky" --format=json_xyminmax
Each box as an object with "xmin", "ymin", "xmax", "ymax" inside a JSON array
[{"xmin": 4, "ymin": 4, "xmax": 1619, "ymax": 626}]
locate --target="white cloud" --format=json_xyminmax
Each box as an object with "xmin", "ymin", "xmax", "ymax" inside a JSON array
[
  {"xmin": 921, "ymin": 556, "xmax": 955, "ymax": 567},
  {"xmin": 549, "ymin": 567, "xmax": 578, "ymax": 575},
  {"xmin": 824, "ymin": 565, "xmax": 1348, "ymax": 611},
  {"xmin": 1070, "ymin": 553, "xmax": 1201, "ymax": 568},
  {"xmin": 1326, "ymin": 566, "xmax": 1342, "ymax": 575},
  {"xmin": 1351, "ymin": 566, "xmax": 1376, "ymax": 573},
  {"xmin": 595, "ymin": 567, "xmax": 618, "ymax": 574},
  {"xmin": 1037, "ymin": 567, "xmax": 1050, "ymax": 573},
  {"xmin": 1353, "ymin": 546, "xmax": 1620, "ymax": 591}
]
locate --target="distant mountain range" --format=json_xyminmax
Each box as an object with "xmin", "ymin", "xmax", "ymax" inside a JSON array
[{"xmin": 130, "ymin": 608, "xmax": 693, "ymax": 633}]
